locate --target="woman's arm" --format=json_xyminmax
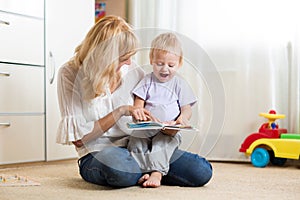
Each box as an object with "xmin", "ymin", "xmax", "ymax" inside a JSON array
[
  {"xmin": 78, "ymin": 106, "xmax": 127, "ymax": 145},
  {"xmin": 73, "ymin": 105, "xmax": 151, "ymax": 147},
  {"xmin": 58, "ymin": 65, "xmax": 151, "ymax": 147}
]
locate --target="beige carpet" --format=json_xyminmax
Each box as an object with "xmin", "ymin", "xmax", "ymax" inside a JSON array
[{"xmin": 0, "ymin": 159, "xmax": 300, "ymax": 200}]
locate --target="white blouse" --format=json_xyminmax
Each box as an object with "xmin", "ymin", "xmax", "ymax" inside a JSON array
[{"xmin": 56, "ymin": 62, "xmax": 145, "ymax": 157}]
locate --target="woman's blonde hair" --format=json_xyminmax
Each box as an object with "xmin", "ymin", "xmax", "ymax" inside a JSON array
[
  {"xmin": 70, "ymin": 15, "xmax": 138, "ymax": 99},
  {"xmin": 149, "ymin": 32, "xmax": 183, "ymax": 66}
]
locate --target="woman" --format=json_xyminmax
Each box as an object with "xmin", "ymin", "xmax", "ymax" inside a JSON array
[{"xmin": 56, "ymin": 15, "xmax": 213, "ymax": 188}]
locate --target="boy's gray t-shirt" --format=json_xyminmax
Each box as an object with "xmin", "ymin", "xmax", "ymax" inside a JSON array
[{"xmin": 132, "ymin": 72, "xmax": 197, "ymax": 122}]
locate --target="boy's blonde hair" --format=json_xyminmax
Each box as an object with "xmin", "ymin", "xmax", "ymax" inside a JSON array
[
  {"xmin": 70, "ymin": 15, "xmax": 138, "ymax": 99},
  {"xmin": 149, "ymin": 33, "xmax": 183, "ymax": 66}
]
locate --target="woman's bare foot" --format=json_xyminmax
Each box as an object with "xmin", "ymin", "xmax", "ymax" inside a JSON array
[
  {"xmin": 142, "ymin": 171, "xmax": 162, "ymax": 188},
  {"xmin": 138, "ymin": 174, "xmax": 150, "ymax": 185}
]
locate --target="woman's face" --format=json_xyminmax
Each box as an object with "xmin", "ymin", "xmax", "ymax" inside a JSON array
[
  {"xmin": 117, "ymin": 57, "xmax": 132, "ymax": 71},
  {"xmin": 151, "ymin": 51, "xmax": 181, "ymax": 83}
]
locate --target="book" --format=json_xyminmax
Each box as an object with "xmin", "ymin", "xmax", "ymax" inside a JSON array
[{"xmin": 126, "ymin": 121, "xmax": 197, "ymax": 131}]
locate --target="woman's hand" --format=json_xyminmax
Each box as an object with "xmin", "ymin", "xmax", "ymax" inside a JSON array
[
  {"xmin": 120, "ymin": 105, "xmax": 152, "ymax": 121},
  {"xmin": 130, "ymin": 106, "xmax": 151, "ymax": 121},
  {"xmin": 72, "ymin": 140, "xmax": 83, "ymax": 148}
]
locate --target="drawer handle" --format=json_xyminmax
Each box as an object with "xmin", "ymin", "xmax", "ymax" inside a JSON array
[
  {"xmin": 48, "ymin": 51, "xmax": 56, "ymax": 84},
  {"xmin": 0, "ymin": 122, "xmax": 11, "ymax": 127},
  {"xmin": 0, "ymin": 72, "xmax": 10, "ymax": 77},
  {"xmin": 0, "ymin": 20, "xmax": 10, "ymax": 25}
]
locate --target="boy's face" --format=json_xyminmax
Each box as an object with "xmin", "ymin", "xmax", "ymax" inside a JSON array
[{"xmin": 151, "ymin": 51, "xmax": 181, "ymax": 83}]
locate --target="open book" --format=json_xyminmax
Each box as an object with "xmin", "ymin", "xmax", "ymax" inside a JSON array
[{"xmin": 126, "ymin": 121, "xmax": 197, "ymax": 131}]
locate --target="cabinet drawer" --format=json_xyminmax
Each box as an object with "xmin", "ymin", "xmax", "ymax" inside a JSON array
[
  {"xmin": 0, "ymin": 0, "xmax": 44, "ymax": 18},
  {"xmin": 0, "ymin": 115, "xmax": 45, "ymax": 165},
  {"xmin": 0, "ymin": 63, "xmax": 44, "ymax": 113},
  {"xmin": 0, "ymin": 11, "xmax": 44, "ymax": 65}
]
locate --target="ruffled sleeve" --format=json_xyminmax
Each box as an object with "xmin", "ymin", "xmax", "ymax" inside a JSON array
[
  {"xmin": 56, "ymin": 64, "xmax": 94, "ymax": 145},
  {"xmin": 57, "ymin": 115, "xmax": 94, "ymax": 145}
]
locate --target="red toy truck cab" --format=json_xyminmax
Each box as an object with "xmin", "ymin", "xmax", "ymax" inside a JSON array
[{"xmin": 239, "ymin": 122, "xmax": 287, "ymax": 153}]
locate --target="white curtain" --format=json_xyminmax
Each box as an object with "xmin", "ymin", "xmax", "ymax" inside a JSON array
[
  {"xmin": 288, "ymin": 23, "xmax": 300, "ymax": 133},
  {"xmin": 128, "ymin": 0, "xmax": 300, "ymax": 161}
]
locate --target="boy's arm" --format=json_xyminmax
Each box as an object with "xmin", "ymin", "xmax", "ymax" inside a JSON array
[
  {"xmin": 134, "ymin": 96, "xmax": 145, "ymax": 108},
  {"xmin": 176, "ymin": 104, "xmax": 192, "ymax": 125},
  {"xmin": 133, "ymin": 95, "xmax": 161, "ymax": 122},
  {"xmin": 160, "ymin": 104, "xmax": 193, "ymax": 137},
  {"xmin": 132, "ymin": 96, "xmax": 150, "ymax": 121}
]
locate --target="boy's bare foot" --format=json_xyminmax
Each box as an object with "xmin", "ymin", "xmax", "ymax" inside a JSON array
[{"xmin": 142, "ymin": 171, "xmax": 162, "ymax": 188}]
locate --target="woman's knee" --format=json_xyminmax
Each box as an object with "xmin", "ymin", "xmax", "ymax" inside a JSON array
[
  {"xmin": 104, "ymin": 166, "xmax": 141, "ymax": 187},
  {"xmin": 170, "ymin": 150, "xmax": 213, "ymax": 187},
  {"xmin": 195, "ymin": 158, "xmax": 213, "ymax": 186},
  {"xmin": 94, "ymin": 147, "xmax": 142, "ymax": 187}
]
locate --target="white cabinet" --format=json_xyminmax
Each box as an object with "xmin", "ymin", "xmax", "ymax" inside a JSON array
[
  {"xmin": 0, "ymin": 12, "xmax": 44, "ymax": 65},
  {"xmin": 45, "ymin": 0, "xmax": 94, "ymax": 161},
  {"xmin": 0, "ymin": 65, "xmax": 45, "ymax": 165},
  {"xmin": 0, "ymin": 1, "xmax": 45, "ymax": 165},
  {"xmin": 0, "ymin": 115, "xmax": 44, "ymax": 164},
  {"xmin": 0, "ymin": 0, "xmax": 44, "ymax": 18},
  {"xmin": 0, "ymin": 0, "xmax": 94, "ymax": 164},
  {"xmin": 0, "ymin": 64, "xmax": 44, "ymax": 113}
]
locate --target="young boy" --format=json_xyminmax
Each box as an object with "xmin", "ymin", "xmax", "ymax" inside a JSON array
[{"xmin": 128, "ymin": 33, "xmax": 197, "ymax": 187}]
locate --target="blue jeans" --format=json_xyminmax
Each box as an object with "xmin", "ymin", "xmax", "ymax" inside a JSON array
[{"xmin": 79, "ymin": 146, "xmax": 212, "ymax": 187}]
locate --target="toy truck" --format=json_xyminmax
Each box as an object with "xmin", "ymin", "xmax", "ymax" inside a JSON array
[{"xmin": 239, "ymin": 110, "xmax": 300, "ymax": 167}]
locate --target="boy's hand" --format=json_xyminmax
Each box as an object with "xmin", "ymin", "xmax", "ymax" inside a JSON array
[
  {"xmin": 175, "ymin": 115, "xmax": 190, "ymax": 126},
  {"xmin": 161, "ymin": 128, "xmax": 178, "ymax": 136}
]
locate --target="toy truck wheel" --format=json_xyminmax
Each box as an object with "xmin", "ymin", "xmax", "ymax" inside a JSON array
[
  {"xmin": 251, "ymin": 148, "xmax": 270, "ymax": 167},
  {"xmin": 270, "ymin": 157, "xmax": 287, "ymax": 166},
  {"xmin": 268, "ymin": 151, "xmax": 287, "ymax": 166}
]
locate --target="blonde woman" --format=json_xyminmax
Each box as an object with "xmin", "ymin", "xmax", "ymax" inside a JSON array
[{"xmin": 56, "ymin": 15, "xmax": 212, "ymax": 188}]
